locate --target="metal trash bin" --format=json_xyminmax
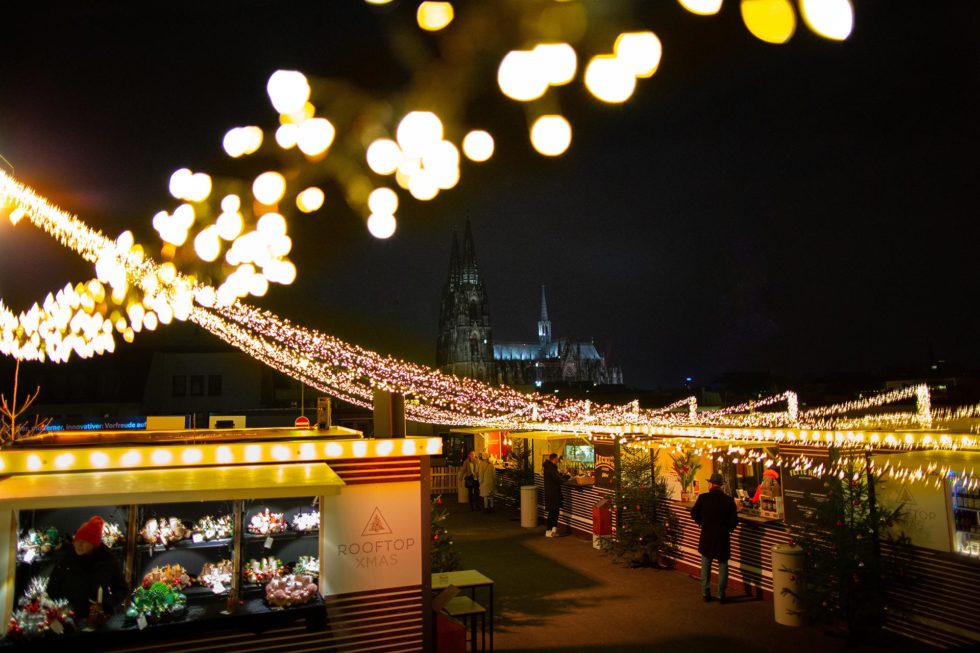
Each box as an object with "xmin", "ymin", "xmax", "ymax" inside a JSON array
[
  {"xmin": 771, "ymin": 544, "xmax": 805, "ymax": 626},
  {"xmin": 520, "ymin": 485, "xmax": 538, "ymax": 528}
]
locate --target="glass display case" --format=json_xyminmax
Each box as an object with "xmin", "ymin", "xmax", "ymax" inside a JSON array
[{"xmin": 951, "ymin": 484, "xmax": 980, "ymax": 558}]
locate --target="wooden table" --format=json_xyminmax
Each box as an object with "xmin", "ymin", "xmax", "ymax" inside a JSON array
[{"xmin": 432, "ymin": 569, "xmax": 494, "ymax": 651}]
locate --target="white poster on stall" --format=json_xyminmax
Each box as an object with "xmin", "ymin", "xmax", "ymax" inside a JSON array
[
  {"xmin": 878, "ymin": 478, "xmax": 950, "ymax": 553},
  {"xmin": 320, "ymin": 481, "xmax": 422, "ymax": 595}
]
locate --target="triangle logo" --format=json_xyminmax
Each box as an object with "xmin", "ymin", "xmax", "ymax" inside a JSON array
[
  {"xmin": 899, "ymin": 486, "xmax": 916, "ymax": 506},
  {"xmin": 361, "ymin": 507, "xmax": 393, "ymax": 537}
]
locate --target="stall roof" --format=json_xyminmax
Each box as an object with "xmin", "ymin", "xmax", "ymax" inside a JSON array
[
  {"xmin": 449, "ymin": 427, "xmax": 509, "ymax": 434},
  {"xmin": 0, "ymin": 462, "xmax": 345, "ymax": 509}
]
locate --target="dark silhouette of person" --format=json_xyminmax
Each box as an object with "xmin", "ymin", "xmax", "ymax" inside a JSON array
[{"xmin": 690, "ymin": 472, "xmax": 739, "ymax": 602}]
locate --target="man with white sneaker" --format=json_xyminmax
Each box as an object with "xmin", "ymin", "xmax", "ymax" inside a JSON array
[{"xmin": 543, "ymin": 453, "xmax": 569, "ymax": 537}]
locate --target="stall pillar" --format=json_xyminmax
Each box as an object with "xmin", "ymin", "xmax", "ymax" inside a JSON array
[
  {"xmin": 772, "ymin": 544, "xmax": 805, "ymax": 626},
  {"xmin": 520, "ymin": 486, "xmax": 538, "ymax": 528},
  {"xmin": 0, "ymin": 509, "xmax": 15, "ymax": 636}
]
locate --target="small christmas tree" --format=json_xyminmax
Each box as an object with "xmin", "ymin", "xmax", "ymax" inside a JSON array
[
  {"xmin": 786, "ymin": 455, "xmax": 912, "ymax": 642},
  {"xmin": 603, "ymin": 448, "xmax": 678, "ymax": 568},
  {"xmin": 430, "ymin": 495, "xmax": 461, "ymax": 573}
]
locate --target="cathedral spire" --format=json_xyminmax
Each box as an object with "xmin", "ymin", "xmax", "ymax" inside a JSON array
[
  {"xmin": 460, "ymin": 219, "xmax": 480, "ymax": 284},
  {"xmin": 538, "ymin": 285, "xmax": 552, "ymax": 346},
  {"xmin": 448, "ymin": 228, "xmax": 461, "ymax": 286}
]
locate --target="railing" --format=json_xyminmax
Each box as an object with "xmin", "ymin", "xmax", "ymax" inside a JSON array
[{"xmin": 431, "ymin": 465, "xmax": 460, "ymax": 495}]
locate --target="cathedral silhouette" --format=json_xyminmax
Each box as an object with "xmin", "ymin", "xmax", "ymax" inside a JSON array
[{"xmin": 436, "ymin": 223, "xmax": 623, "ymax": 389}]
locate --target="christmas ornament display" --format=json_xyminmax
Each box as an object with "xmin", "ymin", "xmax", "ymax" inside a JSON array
[
  {"xmin": 141, "ymin": 517, "xmax": 190, "ymax": 546},
  {"xmin": 197, "ymin": 560, "xmax": 233, "ymax": 593},
  {"xmin": 142, "ymin": 564, "xmax": 192, "ymax": 590},
  {"xmin": 101, "ymin": 522, "xmax": 124, "ymax": 548},
  {"xmin": 192, "ymin": 514, "xmax": 233, "ymax": 541},
  {"xmin": 290, "ymin": 511, "xmax": 319, "ymax": 532},
  {"xmin": 5, "ymin": 577, "xmax": 75, "ymax": 640},
  {"xmin": 293, "ymin": 555, "xmax": 319, "ymax": 578},
  {"xmin": 126, "ymin": 582, "xmax": 187, "ymax": 623},
  {"xmin": 265, "ymin": 574, "xmax": 317, "ymax": 608},
  {"xmin": 248, "ymin": 509, "xmax": 287, "ymax": 535},
  {"xmin": 243, "ymin": 557, "xmax": 284, "ymax": 584},
  {"xmin": 17, "ymin": 527, "xmax": 62, "ymax": 559}
]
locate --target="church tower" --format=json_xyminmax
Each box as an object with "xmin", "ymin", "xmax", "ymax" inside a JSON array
[
  {"xmin": 436, "ymin": 222, "xmax": 495, "ymax": 382},
  {"xmin": 537, "ymin": 285, "xmax": 552, "ymax": 347}
]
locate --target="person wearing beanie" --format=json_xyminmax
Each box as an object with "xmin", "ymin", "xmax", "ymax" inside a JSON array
[{"xmin": 47, "ymin": 515, "xmax": 127, "ymax": 621}]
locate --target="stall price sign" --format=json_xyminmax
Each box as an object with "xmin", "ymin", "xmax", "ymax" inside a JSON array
[{"xmin": 593, "ymin": 439, "xmax": 618, "ymax": 490}]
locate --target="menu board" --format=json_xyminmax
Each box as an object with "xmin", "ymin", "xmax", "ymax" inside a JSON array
[
  {"xmin": 593, "ymin": 439, "xmax": 618, "ymax": 490},
  {"xmin": 780, "ymin": 448, "xmax": 831, "ymax": 526}
]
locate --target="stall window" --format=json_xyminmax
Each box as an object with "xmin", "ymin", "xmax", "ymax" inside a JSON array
[
  {"xmin": 564, "ymin": 443, "xmax": 595, "ymax": 472},
  {"xmin": 172, "ymin": 375, "xmax": 187, "ymax": 397}
]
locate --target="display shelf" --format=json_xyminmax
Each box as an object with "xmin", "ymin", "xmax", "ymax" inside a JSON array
[
  {"xmin": 138, "ymin": 537, "xmax": 233, "ymax": 552},
  {"xmin": 243, "ymin": 531, "xmax": 315, "ymax": 543}
]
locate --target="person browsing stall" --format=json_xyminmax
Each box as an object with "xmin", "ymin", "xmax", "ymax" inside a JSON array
[
  {"xmin": 47, "ymin": 515, "xmax": 127, "ymax": 620},
  {"xmin": 543, "ymin": 453, "xmax": 569, "ymax": 537},
  {"xmin": 690, "ymin": 473, "xmax": 739, "ymax": 603},
  {"xmin": 478, "ymin": 453, "xmax": 497, "ymax": 513},
  {"xmin": 459, "ymin": 450, "xmax": 482, "ymax": 511}
]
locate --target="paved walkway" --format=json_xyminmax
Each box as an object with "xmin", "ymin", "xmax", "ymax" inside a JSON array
[{"xmin": 442, "ymin": 501, "xmax": 932, "ymax": 653}]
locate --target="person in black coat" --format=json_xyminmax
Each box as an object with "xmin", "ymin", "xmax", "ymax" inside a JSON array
[
  {"xmin": 542, "ymin": 453, "xmax": 569, "ymax": 537},
  {"xmin": 690, "ymin": 472, "xmax": 739, "ymax": 602},
  {"xmin": 47, "ymin": 516, "xmax": 127, "ymax": 621}
]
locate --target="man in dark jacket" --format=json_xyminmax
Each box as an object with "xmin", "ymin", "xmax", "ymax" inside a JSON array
[
  {"xmin": 47, "ymin": 515, "xmax": 127, "ymax": 620},
  {"xmin": 543, "ymin": 453, "xmax": 568, "ymax": 537},
  {"xmin": 690, "ymin": 472, "xmax": 739, "ymax": 602}
]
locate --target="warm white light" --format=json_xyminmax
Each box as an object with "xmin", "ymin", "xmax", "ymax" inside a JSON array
[
  {"xmin": 462, "ymin": 130, "xmax": 494, "ymax": 162},
  {"xmin": 90, "ymin": 451, "xmax": 109, "ymax": 468},
  {"xmin": 417, "ymin": 1, "xmax": 454, "ymax": 31},
  {"xmin": 800, "ymin": 0, "xmax": 853, "ymax": 40},
  {"xmin": 182, "ymin": 448, "xmax": 203, "ymax": 464},
  {"xmin": 151, "ymin": 449, "xmax": 173, "ymax": 465},
  {"xmin": 253, "ymin": 172, "xmax": 287, "ymax": 205},
  {"xmin": 367, "ymin": 213, "xmax": 397, "ymax": 239},
  {"xmin": 194, "ymin": 226, "xmax": 222, "ymax": 262},
  {"xmin": 396, "ymin": 111, "xmax": 444, "ymax": 158},
  {"xmin": 678, "ymin": 0, "xmax": 723, "ymax": 15},
  {"xmin": 267, "ymin": 70, "xmax": 311, "ymax": 115},
  {"xmin": 297, "ymin": 118, "xmax": 336, "ymax": 156},
  {"xmin": 257, "ymin": 212, "xmax": 287, "ymax": 237},
  {"xmin": 276, "ymin": 124, "xmax": 299, "ymax": 149},
  {"xmin": 326, "ymin": 443, "xmax": 343, "ymax": 457},
  {"xmin": 245, "ymin": 444, "xmax": 262, "ymax": 462},
  {"xmin": 296, "ymin": 187, "xmax": 325, "ymax": 213},
  {"xmin": 497, "ymin": 50, "xmax": 549, "ymax": 102},
  {"xmin": 615, "ymin": 32, "xmax": 663, "ymax": 78},
  {"xmin": 377, "ymin": 440, "xmax": 394, "ymax": 456},
  {"xmin": 223, "ymin": 126, "xmax": 263, "ymax": 158},
  {"xmin": 54, "ymin": 453, "xmax": 75, "ymax": 469},
  {"xmin": 530, "ymin": 115, "xmax": 572, "ymax": 156},
  {"xmin": 216, "ymin": 446, "xmax": 234, "ymax": 464},
  {"xmin": 368, "ymin": 188, "xmax": 399, "ymax": 215},
  {"xmin": 27, "ymin": 454, "xmax": 42, "ymax": 471},
  {"xmin": 408, "ymin": 170, "xmax": 440, "ymax": 200},
  {"xmin": 585, "ymin": 56, "xmax": 636, "ymax": 103},
  {"xmin": 221, "ymin": 194, "xmax": 241, "ymax": 213},
  {"xmin": 216, "ymin": 212, "xmax": 244, "ymax": 241},
  {"xmin": 272, "ymin": 444, "xmax": 291, "ymax": 461},
  {"xmin": 367, "ymin": 138, "xmax": 402, "ymax": 175},
  {"xmin": 168, "ymin": 168, "xmax": 192, "ymax": 199},
  {"xmin": 121, "ymin": 450, "xmax": 141, "ymax": 466},
  {"xmin": 534, "ymin": 43, "xmax": 577, "ymax": 86}
]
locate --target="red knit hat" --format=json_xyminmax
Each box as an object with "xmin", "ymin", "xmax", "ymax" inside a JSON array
[{"xmin": 74, "ymin": 516, "xmax": 105, "ymax": 547}]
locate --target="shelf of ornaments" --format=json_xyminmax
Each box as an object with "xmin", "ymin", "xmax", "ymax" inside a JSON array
[
  {"xmin": 243, "ymin": 530, "xmax": 318, "ymax": 544},
  {"xmin": 138, "ymin": 536, "xmax": 234, "ymax": 553}
]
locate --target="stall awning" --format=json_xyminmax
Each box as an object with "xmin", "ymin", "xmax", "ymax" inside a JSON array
[{"xmin": 0, "ymin": 462, "xmax": 345, "ymax": 509}]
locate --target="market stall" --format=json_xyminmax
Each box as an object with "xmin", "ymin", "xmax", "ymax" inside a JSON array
[{"xmin": 0, "ymin": 427, "xmax": 441, "ymax": 651}]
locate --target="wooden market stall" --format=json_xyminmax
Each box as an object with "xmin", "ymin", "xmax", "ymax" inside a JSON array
[{"xmin": 0, "ymin": 426, "xmax": 441, "ymax": 652}]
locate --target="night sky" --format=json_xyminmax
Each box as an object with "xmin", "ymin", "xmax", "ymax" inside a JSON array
[{"xmin": 0, "ymin": 1, "xmax": 977, "ymax": 389}]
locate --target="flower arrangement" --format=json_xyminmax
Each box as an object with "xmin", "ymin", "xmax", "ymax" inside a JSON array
[
  {"xmin": 142, "ymin": 564, "xmax": 192, "ymax": 590},
  {"xmin": 192, "ymin": 514, "xmax": 233, "ymax": 541},
  {"xmin": 126, "ymin": 582, "xmax": 187, "ymax": 623},
  {"xmin": 293, "ymin": 555, "xmax": 319, "ymax": 578},
  {"xmin": 6, "ymin": 577, "xmax": 74, "ymax": 640},
  {"xmin": 247, "ymin": 509, "xmax": 288, "ymax": 535},
  {"xmin": 101, "ymin": 522, "xmax": 124, "ymax": 548},
  {"xmin": 141, "ymin": 517, "xmax": 189, "ymax": 546},
  {"xmin": 17, "ymin": 527, "xmax": 62, "ymax": 559},
  {"xmin": 197, "ymin": 560, "xmax": 233, "ymax": 592},
  {"xmin": 291, "ymin": 511, "xmax": 319, "ymax": 532},
  {"xmin": 670, "ymin": 451, "xmax": 701, "ymax": 494},
  {"xmin": 243, "ymin": 557, "xmax": 284, "ymax": 584},
  {"xmin": 265, "ymin": 574, "xmax": 317, "ymax": 607}
]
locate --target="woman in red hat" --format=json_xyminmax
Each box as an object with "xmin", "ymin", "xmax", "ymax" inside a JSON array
[{"xmin": 47, "ymin": 515, "xmax": 127, "ymax": 621}]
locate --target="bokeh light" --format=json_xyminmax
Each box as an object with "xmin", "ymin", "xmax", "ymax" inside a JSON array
[
  {"xmin": 462, "ymin": 130, "xmax": 494, "ymax": 162},
  {"xmin": 267, "ymin": 70, "xmax": 311, "ymax": 115},
  {"xmin": 497, "ymin": 50, "xmax": 549, "ymax": 102},
  {"xmin": 584, "ymin": 56, "xmax": 636, "ymax": 103},
  {"xmin": 530, "ymin": 115, "xmax": 572, "ymax": 156},
  {"xmin": 296, "ymin": 187, "xmax": 325, "ymax": 213},
  {"xmin": 396, "ymin": 111, "xmax": 443, "ymax": 158},
  {"xmin": 677, "ymin": 0, "xmax": 723, "ymax": 15},
  {"xmin": 368, "ymin": 187, "xmax": 399, "ymax": 215},
  {"xmin": 534, "ymin": 43, "xmax": 577, "ymax": 86},
  {"xmin": 253, "ymin": 171, "xmax": 287, "ymax": 205},
  {"xmin": 367, "ymin": 138, "xmax": 402, "ymax": 175},
  {"xmin": 367, "ymin": 213, "xmax": 397, "ymax": 239},
  {"xmin": 615, "ymin": 32, "xmax": 662, "ymax": 78},
  {"xmin": 275, "ymin": 124, "xmax": 299, "ymax": 149},
  {"xmin": 800, "ymin": 0, "xmax": 853, "ymax": 41},
  {"xmin": 297, "ymin": 117, "xmax": 336, "ymax": 156},
  {"xmin": 740, "ymin": 0, "xmax": 796, "ymax": 44},
  {"xmin": 417, "ymin": 2, "xmax": 454, "ymax": 31}
]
